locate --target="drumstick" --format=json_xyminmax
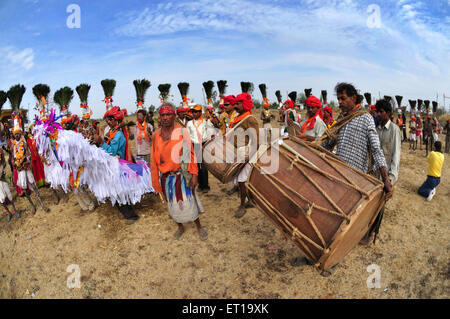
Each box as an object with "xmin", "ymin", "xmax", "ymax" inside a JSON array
[
  {"xmin": 158, "ymin": 192, "xmax": 165, "ymax": 204},
  {"xmin": 279, "ymin": 141, "xmax": 319, "ymax": 170}
]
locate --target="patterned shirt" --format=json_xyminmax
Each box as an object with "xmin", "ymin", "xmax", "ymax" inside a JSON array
[{"xmin": 322, "ymin": 113, "xmax": 387, "ymax": 173}]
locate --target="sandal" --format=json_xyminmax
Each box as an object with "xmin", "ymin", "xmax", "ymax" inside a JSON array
[
  {"xmin": 244, "ymin": 201, "xmax": 254, "ymax": 209},
  {"xmin": 14, "ymin": 211, "xmax": 20, "ymax": 218},
  {"xmin": 198, "ymin": 227, "xmax": 208, "ymax": 241},
  {"xmin": 6, "ymin": 214, "xmax": 12, "ymax": 222}
]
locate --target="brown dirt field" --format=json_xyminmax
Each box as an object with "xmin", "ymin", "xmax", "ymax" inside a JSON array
[{"xmin": 0, "ymin": 110, "xmax": 449, "ymax": 299}]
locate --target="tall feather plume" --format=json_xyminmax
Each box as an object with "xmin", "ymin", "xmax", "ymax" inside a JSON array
[
  {"xmin": 364, "ymin": 92, "xmax": 372, "ymax": 105},
  {"xmin": 384, "ymin": 95, "xmax": 392, "ymax": 102},
  {"xmin": 258, "ymin": 84, "xmax": 267, "ymax": 98},
  {"xmin": 0, "ymin": 90, "xmax": 8, "ymax": 111},
  {"xmin": 7, "ymin": 84, "xmax": 26, "ymax": 111},
  {"xmin": 202, "ymin": 81, "xmax": 215, "ymax": 104},
  {"xmin": 54, "ymin": 87, "xmax": 74, "ymax": 112},
  {"xmin": 304, "ymin": 88, "xmax": 312, "ymax": 98},
  {"xmin": 417, "ymin": 99, "xmax": 423, "ymax": 112},
  {"xmin": 408, "ymin": 100, "xmax": 416, "ymax": 111},
  {"xmin": 288, "ymin": 91, "xmax": 297, "ymax": 103},
  {"xmin": 395, "ymin": 95, "xmax": 403, "ymax": 108},
  {"xmin": 432, "ymin": 101, "xmax": 438, "ymax": 113},
  {"xmin": 217, "ymin": 80, "xmax": 227, "ymax": 97},
  {"xmin": 424, "ymin": 100, "xmax": 430, "ymax": 111},
  {"xmin": 356, "ymin": 94, "xmax": 364, "ymax": 105},
  {"xmin": 100, "ymin": 79, "xmax": 116, "ymax": 98},
  {"xmin": 275, "ymin": 90, "xmax": 282, "ymax": 103},
  {"xmin": 321, "ymin": 90, "xmax": 327, "ymax": 102},
  {"xmin": 76, "ymin": 84, "xmax": 91, "ymax": 104},
  {"xmin": 240, "ymin": 82, "xmax": 253, "ymax": 93},
  {"xmin": 177, "ymin": 82, "xmax": 190, "ymax": 97},
  {"xmin": 32, "ymin": 84, "xmax": 50, "ymax": 102},
  {"xmin": 133, "ymin": 79, "xmax": 151, "ymax": 104},
  {"xmin": 158, "ymin": 84, "xmax": 171, "ymax": 101}
]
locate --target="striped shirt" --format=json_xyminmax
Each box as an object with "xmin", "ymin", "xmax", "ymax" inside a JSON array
[{"xmin": 322, "ymin": 113, "xmax": 387, "ymax": 173}]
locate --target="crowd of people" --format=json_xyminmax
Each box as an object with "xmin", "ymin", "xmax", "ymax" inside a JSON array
[{"xmin": 0, "ymin": 82, "xmax": 446, "ymax": 275}]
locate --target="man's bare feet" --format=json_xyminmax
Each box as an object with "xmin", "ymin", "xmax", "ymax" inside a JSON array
[
  {"xmin": 174, "ymin": 226, "xmax": 185, "ymax": 240},
  {"xmin": 234, "ymin": 205, "xmax": 247, "ymax": 218}
]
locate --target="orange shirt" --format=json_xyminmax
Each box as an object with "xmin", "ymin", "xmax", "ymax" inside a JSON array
[{"xmin": 150, "ymin": 125, "xmax": 198, "ymax": 193}]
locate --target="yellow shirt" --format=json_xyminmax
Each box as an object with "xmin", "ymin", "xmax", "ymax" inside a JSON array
[{"xmin": 427, "ymin": 151, "xmax": 444, "ymax": 178}]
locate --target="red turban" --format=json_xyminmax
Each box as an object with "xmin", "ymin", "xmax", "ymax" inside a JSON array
[
  {"xmin": 224, "ymin": 95, "xmax": 236, "ymax": 105},
  {"xmin": 304, "ymin": 96, "xmax": 322, "ymax": 108},
  {"xmin": 176, "ymin": 108, "xmax": 185, "ymax": 114},
  {"xmin": 104, "ymin": 106, "xmax": 124, "ymax": 121},
  {"xmin": 370, "ymin": 105, "xmax": 377, "ymax": 111},
  {"xmin": 235, "ymin": 93, "xmax": 253, "ymax": 112},
  {"xmin": 323, "ymin": 106, "xmax": 333, "ymax": 116},
  {"xmin": 284, "ymin": 100, "xmax": 294, "ymax": 109}
]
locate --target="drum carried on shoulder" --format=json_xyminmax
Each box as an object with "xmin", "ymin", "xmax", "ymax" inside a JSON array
[{"xmin": 246, "ymin": 136, "xmax": 385, "ymax": 271}]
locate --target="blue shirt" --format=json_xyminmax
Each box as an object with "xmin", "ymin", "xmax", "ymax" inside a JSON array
[{"xmin": 102, "ymin": 129, "xmax": 126, "ymax": 160}]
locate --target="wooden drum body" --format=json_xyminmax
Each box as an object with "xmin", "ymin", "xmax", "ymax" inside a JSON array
[
  {"xmin": 246, "ymin": 136, "xmax": 385, "ymax": 271},
  {"xmin": 202, "ymin": 135, "xmax": 244, "ymax": 184}
]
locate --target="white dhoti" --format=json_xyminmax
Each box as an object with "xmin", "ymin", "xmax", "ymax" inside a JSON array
[
  {"xmin": 0, "ymin": 181, "xmax": 12, "ymax": 203},
  {"xmin": 17, "ymin": 170, "xmax": 35, "ymax": 190}
]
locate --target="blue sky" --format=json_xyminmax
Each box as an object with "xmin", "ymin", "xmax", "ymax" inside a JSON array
[{"xmin": 0, "ymin": 0, "xmax": 449, "ymax": 118}]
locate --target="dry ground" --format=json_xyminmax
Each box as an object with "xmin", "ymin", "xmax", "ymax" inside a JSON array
[{"xmin": 0, "ymin": 110, "xmax": 449, "ymax": 299}]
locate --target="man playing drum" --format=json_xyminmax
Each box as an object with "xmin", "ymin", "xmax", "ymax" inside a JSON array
[{"xmin": 292, "ymin": 83, "xmax": 392, "ymax": 276}]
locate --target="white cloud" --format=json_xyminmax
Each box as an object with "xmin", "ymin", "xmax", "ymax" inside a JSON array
[{"xmin": 0, "ymin": 46, "xmax": 35, "ymax": 71}]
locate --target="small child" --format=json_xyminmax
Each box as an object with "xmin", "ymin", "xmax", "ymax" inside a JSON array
[
  {"xmin": 0, "ymin": 148, "xmax": 19, "ymax": 222},
  {"xmin": 418, "ymin": 141, "xmax": 445, "ymax": 201}
]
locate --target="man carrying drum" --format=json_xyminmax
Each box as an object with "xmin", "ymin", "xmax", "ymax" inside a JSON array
[{"xmin": 291, "ymin": 82, "xmax": 392, "ymax": 276}]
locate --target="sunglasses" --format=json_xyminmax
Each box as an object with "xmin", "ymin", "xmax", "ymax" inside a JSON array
[{"xmin": 193, "ymin": 110, "xmax": 202, "ymax": 113}]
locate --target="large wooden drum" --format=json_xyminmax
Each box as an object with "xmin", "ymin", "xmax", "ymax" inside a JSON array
[
  {"xmin": 202, "ymin": 134, "xmax": 245, "ymax": 184},
  {"xmin": 246, "ymin": 136, "xmax": 385, "ymax": 271}
]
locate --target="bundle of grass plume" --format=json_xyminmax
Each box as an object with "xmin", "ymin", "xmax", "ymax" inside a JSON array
[
  {"xmin": 321, "ymin": 90, "xmax": 327, "ymax": 102},
  {"xmin": 54, "ymin": 86, "xmax": 74, "ymax": 112},
  {"xmin": 417, "ymin": 99, "xmax": 423, "ymax": 112},
  {"xmin": 177, "ymin": 82, "xmax": 190, "ymax": 98},
  {"xmin": 32, "ymin": 84, "xmax": 50, "ymax": 102},
  {"xmin": 288, "ymin": 91, "xmax": 297, "ymax": 104},
  {"xmin": 158, "ymin": 84, "xmax": 171, "ymax": 101},
  {"xmin": 0, "ymin": 90, "xmax": 7, "ymax": 111},
  {"xmin": 240, "ymin": 82, "xmax": 253, "ymax": 94},
  {"xmin": 364, "ymin": 93, "xmax": 372, "ymax": 105},
  {"xmin": 409, "ymin": 100, "xmax": 416, "ymax": 111},
  {"xmin": 7, "ymin": 84, "xmax": 26, "ymax": 111},
  {"xmin": 275, "ymin": 90, "xmax": 282, "ymax": 103},
  {"xmin": 101, "ymin": 79, "xmax": 116, "ymax": 98},
  {"xmin": 202, "ymin": 81, "xmax": 215, "ymax": 102},
  {"xmin": 356, "ymin": 95, "xmax": 364, "ymax": 105},
  {"xmin": 304, "ymin": 88, "xmax": 312, "ymax": 98},
  {"xmin": 432, "ymin": 101, "xmax": 438, "ymax": 114},
  {"xmin": 395, "ymin": 95, "xmax": 403, "ymax": 108},
  {"xmin": 217, "ymin": 80, "xmax": 227, "ymax": 97},
  {"xmin": 76, "ymin": 84, "xmax": 91, "ymax": 105},
  {"xmin": 133, "ymin": 79, "xmax": 151, "ymax": 104}
]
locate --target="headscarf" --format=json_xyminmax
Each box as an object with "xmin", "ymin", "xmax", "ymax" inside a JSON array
[
  {"xmin": 301, "ymin": 95, "xmax": 323, "ymax": 133},
  {"xmin": 235, "ymin": 93, "xmax": 253, "ymax": 112},
  {"xmin": 284, "ymin": 100, "xmax": 294, "ymax": 109},
  {"xmin": 104, "ymin": 106, "xmax": 125, "ymax": 121},
  {"xmin": 159, "ymin": 106, "xmax": 176, "ymax": 115},
  {"xmin": 224, "ymin": 95, "xmax": 236, "ymax": 105},
  {"xmin": 323, "ymin": 106, "xmax": 334, "ymax": 126}
]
